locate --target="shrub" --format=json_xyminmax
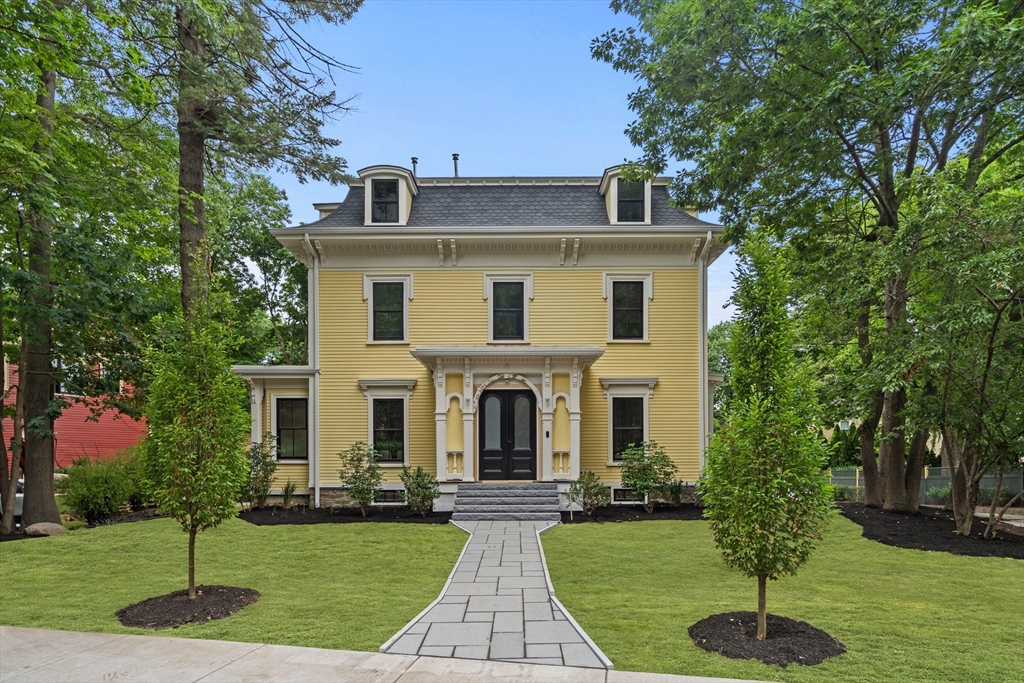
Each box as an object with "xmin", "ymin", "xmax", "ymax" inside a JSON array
[
  {"xmin": 117, "ymin": 446, "xmax": 148, "ymax": 511},
  {"xmin": 339, "ymin": 442, "xmax": 383, "ymax": 517},
  {"xmin": 62, "ymin": 457, "xmax": 131, "ymax": 526},
  {"xmin": 281, "ymin": 480, "xmax": 297, "ymax": 509},
  {"xmin": 925, "ymin": 484, "xmax": 952, "ymax": 505},
  {"xmin": 569, "ymin": 470, "xmax": 611, "ymax": 517},
  {"xmin": 241, "ymin": 435, "xmax": 278, "ymax": 509},
  {"xmin": 977, "ymin": 486, "xmax": 1014, "ymax": 507},
  {"xmin": 619, "ymin": 441, "xmax": 678, "ymax": 513},
  {"xmin": 400, "ymin": 466, "xmax": 439, "ymax": 516},
  {"xmin": 661, "ymin": 480, "xmax": 685, "ymax": 507}
]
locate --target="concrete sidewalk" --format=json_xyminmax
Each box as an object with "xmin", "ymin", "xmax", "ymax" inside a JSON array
[{"xmin": 0, "ymin": 626, "xmax": 769, "ymax": 683}]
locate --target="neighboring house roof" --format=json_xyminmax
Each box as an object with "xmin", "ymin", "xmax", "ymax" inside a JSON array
[{"xmin": 290, "ymin": 180, "xmax": 717, "ymax": 230}]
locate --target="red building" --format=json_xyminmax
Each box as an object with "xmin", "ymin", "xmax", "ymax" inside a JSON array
[{"xmin": 3, "ymin": 361, "xmax": 146, "ymax": 467}]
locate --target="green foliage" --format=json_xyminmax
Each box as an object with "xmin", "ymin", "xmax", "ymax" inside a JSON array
[
  {"xmin": 116, "ymin": 446, "xmax": 148, "ymax": 511},
  {"xmin": 699, "ymin": 234, "xmax": 832, "ymax": 613},
  {"xmin": 241, "ymin": 435, "xmax": 278, "ymax": 509},
  {"xmin": 832, "ymin": 486, "xmax": 863, "ymax": 503},
  {"xmin": 924, "ymin": 484, "xmax": 952, "ymax": 506},
  {"xmin": 399, "ymin": 466, "xmax": 439, "ymax": 517},
  {"xmin": 619, "ymin": 441, "xmax": 678, "ymax": 513},
  {"xmin": 338, "ymin": 442, "xmax": 383, "ymax": 517},
  {"xmin": 827, "ymin": 427, "xmax": 860, "ymax": 468},
  {"xmin": 661, "ymin": 480, "xmax": 685, "ymax": 507},
  {"xmin": 707, "ymin": 321, "xmax": 733, "ymax": 422},
  {"xmin": 62, "ymin": 457, "xmax": 131, "ymax": 526},
  {"xmin": 281, "ymin": 480, "xmax": 297, "ymax": 510},
  {"xmin": 140, "ymin": 281, "xmax": 250, "ymax": 539},
  {"xmin": 569, "ymin": 470, "xmax": 611, "ymax": 517}
]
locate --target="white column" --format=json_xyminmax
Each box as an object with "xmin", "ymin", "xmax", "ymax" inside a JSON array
[
  {"xmin": 434, "ymin": 362, "xmax": 447, "ymax": 481},
  {"xmin": 249, "ymin": 379, "xmax": 263, "ymax": 444},
  {"xmin": 569, "ymin": 359, "xmax": 581, "ymax": 480},
  {"xmin": 541, "ymin": 357, "xmax": 553, "ymax": 481}
]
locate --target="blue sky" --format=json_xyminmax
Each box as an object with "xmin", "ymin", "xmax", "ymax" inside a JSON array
[{"xmin": 267, "ymin": 0, "xmax": 737, "ymax": 326}]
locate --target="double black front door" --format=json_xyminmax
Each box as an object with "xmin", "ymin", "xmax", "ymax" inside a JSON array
[{"xmin": 479, "ymin": 390, "xmax": 537, "ymax": 480}]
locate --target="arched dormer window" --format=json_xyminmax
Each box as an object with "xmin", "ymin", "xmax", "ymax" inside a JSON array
[
  {"xmin": 599, "ymin": 166, "xmax": 652, "ymax": 225},
  {"xmin": 357, "ymin": 165, "xmax": 419, "ymax": 226}
]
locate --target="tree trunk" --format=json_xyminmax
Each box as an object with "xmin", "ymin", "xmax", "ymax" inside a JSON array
[
  {"xmin": 20, "ymin": 57, "xmax": 61, "ymax": 530},
  {"xmin": 983, "ymin": 468, "xmax": 1003, "ymax": 540},
  {"xmin": 176, "ymin": 6, "xmax": 209, "ymax": 317},
  {"xmin": 188, "ymin": 524, "xmax": 197, "ymax": 599},
  {"xmin": 859, "ymin": 393, "xmax": 883, "ymax": 507},
  {"xmin": 757, "ymin": 574, "xmax": 767, "ymax": 640},
  {"xmin": 904, "ymin": 430, "xmax": 929, "ymax": 511},
  {"xmin": 987, "ymin": 490, "xmax": 1024, "ymax": 539},
  {"xmin": 879, "ymin": 386, "xmax": 911, "ymax": 511}
]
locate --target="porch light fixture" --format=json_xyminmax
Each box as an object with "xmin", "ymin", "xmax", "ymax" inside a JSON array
[{"xmin": 838, "ymin": 419, "xmax": 852, "ymax": 431}]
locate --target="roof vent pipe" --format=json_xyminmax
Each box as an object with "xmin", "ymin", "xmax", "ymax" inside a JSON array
[
  {"xmin": 411, "ymin": 157, "xmax": 418, "ymax": 177},
  {"xmin": 452, "ymin": 153, "xmax": 459, "ymax": 177}
]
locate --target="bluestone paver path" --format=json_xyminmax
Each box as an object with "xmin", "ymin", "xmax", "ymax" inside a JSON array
[{"xmin": 380, "ymin": 521, "xmax": 611, "ymax": 669}]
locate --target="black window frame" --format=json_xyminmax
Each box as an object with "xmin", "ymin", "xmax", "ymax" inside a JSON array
[
  {"xmin": 372, "ymin": 398, "xmax": 405, "ymax": 463},
  {"xmin": 611, "ymin": 280, "xmax": 645, "ymax": 340},
  {"xmin": 491, "ymin": 281, "xmax": 525, "ymax": 341},
  {"xmin": 616, "ymin": 178, "xmax": 645, "ymax": 223},
  {"xmin": 372, "ymin": 281, "xmax": 405, "ymax": 341},
  {"xmin": 276, "ymin": 397, "xmax": 308, "ymax": 460},
  {"xmin": 371, "ymin": 179, "xmax": 400, "ymax": 223},
  {"xmin": 611, "ymin": 396, "xmax": 645, "ymax": 461}
]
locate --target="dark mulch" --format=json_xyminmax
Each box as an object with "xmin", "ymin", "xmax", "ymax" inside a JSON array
[
  {"xmin": 839, "ymin": 503, "xmax": 1024, "ymax": 559},
  {"xmin": 238, "ymin": 505, "xmax": 452, "ymax": 525},
  {"xmin": 116, "ymin": 585, "xmax": 260, "ymax": 630},
  {"xmin": 689, "ymin": 611, "xmax": 845, "ymax": 667},
  {"xmin": 0, "ymin": 532, "xmax": 44, "ymax": 543},
  {"xmin": 561, "ymin": 503, "xmax": 704, "ymax": 524}
]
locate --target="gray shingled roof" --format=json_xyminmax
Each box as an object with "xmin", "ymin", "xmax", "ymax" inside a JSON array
[{"xmin": 293, "ymin": 183, "xmax": 716, "ymax": 229}]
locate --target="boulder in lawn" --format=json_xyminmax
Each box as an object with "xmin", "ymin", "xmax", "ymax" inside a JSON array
[{"xmin": 24, "ymin": 522, "xmax": 66, "ymax": 536}]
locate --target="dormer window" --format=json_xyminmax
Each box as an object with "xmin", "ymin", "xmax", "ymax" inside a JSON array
[
  {"xmin": 617, "ymin": 179, "xmax": 645, "ymax": 222},
  {"xmin": 371, "ymin": 180, "xmax": 399, "ymax": 223}
]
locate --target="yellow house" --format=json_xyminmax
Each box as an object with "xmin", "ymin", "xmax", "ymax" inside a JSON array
[{"xmin": 233, "ymin": 163, "xmax": 726, "ymax": 514}]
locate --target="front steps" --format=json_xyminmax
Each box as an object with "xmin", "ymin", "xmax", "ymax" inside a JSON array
[{"xmin": 451, "ymin": 482, "xmax": 561, "ymax": 522}]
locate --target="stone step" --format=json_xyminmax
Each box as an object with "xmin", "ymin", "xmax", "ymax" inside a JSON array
[
  {"xmin": 455, "ymin": 489, "xmax": 559, "ymax": 498},
  {"xmin": 451, "ymin": 504, "xmax": 558, "ymax": 514},
  {"xmin": 451, "ymin": 511, "xmax": 562, "ymax": 522},
  {"xmin": 457, "ymin": 482, "xmax": 558, "ymax": 492},
  {"xmin": 454, "ymin": 496, "xmax": 559, "ymax": 506}
]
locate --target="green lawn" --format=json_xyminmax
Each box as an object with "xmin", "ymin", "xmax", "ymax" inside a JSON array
[
  {"xmin": 0, "ymin": 517, "xmax": 465, "ymax": 652},
  {"xmin": 543, "ymin": 515, "xmax": 1024, "ymax": 683}
]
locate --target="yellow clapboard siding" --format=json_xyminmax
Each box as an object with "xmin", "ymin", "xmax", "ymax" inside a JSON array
[{"xmin": 317, "ymin": 268, "xmax": 701, "ymax": 483}]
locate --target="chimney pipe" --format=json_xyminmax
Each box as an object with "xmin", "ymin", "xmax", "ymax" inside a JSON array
[
  {"xmin": 452, "ymin": 153, "xmax": 459, "ymax": 178},
  {"xmin": 411, "ymin": 156, "xmax": 418, "ymax": 177}
]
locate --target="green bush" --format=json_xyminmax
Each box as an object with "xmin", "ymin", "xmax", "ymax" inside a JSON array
[
  {"xmin": 832, "ymin": 485, "xmax": 864, "ymax": 503},
  {"xmin": 116, "ymin": 446, "xmax": 148, "ymax": 511},
  {"xmin": 241, "ymin": 435, "xmax": 278, "ymax": 509},
  {"xmin": 62, "ymin": 457, "xmax": 131, "ymax": 525},
  {"xmin": 661, "ymin": 480, "xmax": 685, "ymax": 507},
  {"xmin": 619, "ymin": 441, "xmax": 678, "ymax": 513},
  {"xmin": 925, "ymin": 484, "xmax": 952, "ymax": 505},
  {"xmin": 281, "ymin": 480, "xmax": 297, "ymax": 509},
  {"xmin": 339, "ymin": 442, "xmax": 383, "ymax": 517},
  {"xmin": 977, "ymin": 486, "xmax": 1014, "ymax": 507},
  {"xmin": 569, "ymin": 470, "xmax": 611, "ymax": 517},
  {"xmin": 400, "ymin": 466, "xmax": 439, "ymax": 516}
]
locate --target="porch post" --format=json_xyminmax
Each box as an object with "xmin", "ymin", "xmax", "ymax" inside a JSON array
[
  {"xmin": 541, "ymin": 357, "xmax": 554, "ymax": 481},
  {"xmin": 434, "ymin": 361, "xmax": 447, "ymax": 481},
  {"xmin": 249, "ymin": 379, "xmax": 263, "ymax": 444},
  {"xmin": 462, "ymin": 360, "xmax": 474, "ymax": 481},
  {"xmin": 569, "ymin": 358, "xmax": 581, "ymax": 480}
]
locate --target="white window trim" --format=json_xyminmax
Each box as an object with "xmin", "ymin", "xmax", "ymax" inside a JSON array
[
  {"xmin": 483, "ymin": 273, "xmax": 534, "ymax": 344},
  {"xmin": 608, "ymin": 177, "xmax": 652, "ymax": 225},
  {"xmin": 270, "ymin": 393, "xmax": 310, "ymax": 464},
  {"xmin": 364, "ymin": 178, "xmax": 409, "ymax": 226},
  {"xmin": 363, "ymin": 274, "xmax": 414, "ymax": 344},
  {"xmin": 603, "ymin": 272, "xmax": 654, "ymax": 343},
  {"xmin": 601, "ymin": 377, "xmax": 657, "ymax": 466},
  {"xmin": 359, "ymin": 379, "xmax": 416, "ymax": 467}
]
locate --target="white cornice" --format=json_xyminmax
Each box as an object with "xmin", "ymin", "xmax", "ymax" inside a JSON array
[
  {"xmin": 411, "ymin": 345, "xmax": 604, "ymax": 366},
  {"xmin": 357, "ymin": 378, "xmax": 418, "ymax": 391},
  {"xmin": 600, "ymin": 376, "xmax": 659, "ymax": 390},
  {"xmin": 232, "ymin": 365, "xmax": 318, "ymax": 378}
]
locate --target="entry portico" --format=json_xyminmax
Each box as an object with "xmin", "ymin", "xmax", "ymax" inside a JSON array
[{"xmin": 410, "ymin": 346, "xmax": 604, "ymax": 484}]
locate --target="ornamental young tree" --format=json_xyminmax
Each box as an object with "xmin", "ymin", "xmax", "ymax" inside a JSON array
[
  {"xmin": 699, "ymin": 233, "xmax": 832, "ymax": 641},
  {"xmin": 141, "ymin": 267, "xmax": 250, "ymax": 599}
]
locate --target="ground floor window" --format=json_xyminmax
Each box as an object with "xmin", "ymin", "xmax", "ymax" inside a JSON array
[
  {"xmin": 276, "ymin": 398, "xmax": 308, "ymax": 460},
  {"xmin": 611, "ymin": 396, "xmax": 644, "ymax": 461},
  {"xmin": 373, "ymin": 398, "xmax": 405, "ymax": 462}
]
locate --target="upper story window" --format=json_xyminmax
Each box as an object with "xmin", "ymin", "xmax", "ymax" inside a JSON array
[
  {"xmin": 372, "ymin": 282, "xmax": 404, "ymax": 341},
  {"xmin": 371, "ymin": 179, "xmax": 399, "ymax": 223},
  {"xmin": 617, "ymin": 179, "xmax": 645, "ymax": 222},
  {"xmin": 604, "ymin": 272, "xmax": 653, "ymax": 342},
  {"xmin": 612, "ymin": 281, "xmax": 644, "ymax": 340},
  {"xmin": 483, "ymin": 273, "xmax": 533, "ymax": 344},
  {"xmin": 363, "ymin": 274, "xmax": 413, "ymax": 344}
]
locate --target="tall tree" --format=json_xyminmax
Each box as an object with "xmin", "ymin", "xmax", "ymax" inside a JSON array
[
  {"xmin": 595, "ymin": 0, "xmax": 1024, "ymax": 511},
  {"xmin": 700, "ymin": 232, "xmax": 832, "ymax": 640}
]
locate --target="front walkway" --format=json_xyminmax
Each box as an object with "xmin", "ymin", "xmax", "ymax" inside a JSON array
[
  {"xmin": 0, "ymin": 626, "xmax": 769, "ymax": 682},
  {"xmin": 380, "ymin": 521, "xmax": 610, "ymax": 668}
]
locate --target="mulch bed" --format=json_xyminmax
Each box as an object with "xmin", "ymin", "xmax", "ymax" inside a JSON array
[
  {"xmin": 0, "ymin": 532, "xmax": 45, "ymax": 543},
  {"xmin": 238, "ymin": 505, "xmax": 453, "ymax": 525},
  {"xmin": 689, "ymin": 611, "xmax": 845, "ymax": 667},
  {"xmin": 116, "ymin": 585, "xmax": 260, "ymax": 630},
  {"xmin": 839, "ymin": 503, "xmax": 1024, "ymax": 559},
  {"xmin": 561, "ymin": 503, "xmax": 704, "ymax": 524}
]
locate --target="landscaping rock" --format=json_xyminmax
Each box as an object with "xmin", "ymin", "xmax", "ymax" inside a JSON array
[{"xmin": 24, "ymin": 522, "xmax": 65, "ymax": 536}]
